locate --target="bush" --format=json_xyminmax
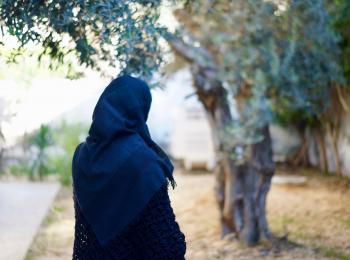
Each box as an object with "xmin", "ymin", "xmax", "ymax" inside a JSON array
[
  {"xmin": 8, "ymin": 121, "xmax": 88, "ymax": 185},
  {"xmin": 25, "ymin": 124, "xmax": 54, "ymax": 180},
  {"xmin": 50, "ymin": 120, "xmax": 88, "ymax": 186}
]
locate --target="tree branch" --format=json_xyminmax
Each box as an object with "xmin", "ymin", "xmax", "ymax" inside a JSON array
[{"xmin": 162, "ymin": 31, "xmax": 216, "ymax": 70}]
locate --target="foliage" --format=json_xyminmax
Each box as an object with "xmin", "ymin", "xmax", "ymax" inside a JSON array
[
  {"xmin": 25, "ymin": 124, "xmax": 54, "ymax": 180},
  {"xmin": 50, "ymin": 121, "xmax": 88, "ymax": 186},
  {"xmin": 0, "ymin": 0, "xmax": 166, "ymax": 81},
  {"xmin": 8, "ymin": 121, "xmax": 87, "ymax": 184},
  {"xmin": 174, "ymin": 0, "xmax": 344, "ymax": 158},
  {"xmin": 331, "ymin": 0, "xmax": 350, "ymax": 84},
  {"xmin": 0, "ymin": 0, "xmax": 347, "ymax": 161},
  {"xmin": 0, "ymin": 45, "xmax": 84, "ymax": 80},
  {"xmin": 9, "ymin": 163, "xmax": 31, "ymax": 176},
  {"xmin": 48, "ymin": 155, "xmax": 71, "ymax": 186}
]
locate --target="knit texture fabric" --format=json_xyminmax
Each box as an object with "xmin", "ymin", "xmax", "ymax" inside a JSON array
[{"xmin": 72, "ymin": 182, "xmax": 186, "ymax": 260}]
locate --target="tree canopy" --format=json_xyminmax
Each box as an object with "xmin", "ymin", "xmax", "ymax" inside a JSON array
[
  {"xmin": 169, "ymin": 0, "xmax": 344, "ymax": 158},
  {"xmin": 0, "ymin": 0, "xmax": 166, "ymax": 80},
  {"xmin": 0, "ymin": 0, "xmax": 347, "ymax": 156},
  {"xmin": 332, "ymin": 0, "xmax": 350, "ymax": 83}
]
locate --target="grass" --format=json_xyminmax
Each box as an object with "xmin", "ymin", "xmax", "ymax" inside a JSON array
[
  {"xmin": 317, "ymin": 246, "xmax": 350, "ymax": 260},
  {"xmin": 280, "ymin": 215, "xmax": 296, "ymax": 225},
  {"xmin": 272, "ymin": 224, "xmax": 350, "ymax": 260},
  {"xmin": 342, "ymin": 219, "xmax": 350, "ymax": 229}
]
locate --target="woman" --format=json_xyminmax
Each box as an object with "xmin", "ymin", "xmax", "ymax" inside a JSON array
[{"xmin": 71, "ymin": 75, "xmax": 186, "ymax": 259}]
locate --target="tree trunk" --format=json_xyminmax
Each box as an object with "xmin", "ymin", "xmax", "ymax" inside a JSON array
[
  {"xmin": 165, "ymin": 33, "xmax": 275, "ymax": 246},
  {"xmin": 314, "ymin": 127, "xmax": 328, "ymax": 174},
  {"xmin": 288, "ymin": 128, "xmax": 310, "ymax": 167},
  {"xmin": 190, "ymin": 65, "xmax": 275, "ymax": 246},
  {"xmin": 325, "ymin": 120, "xmax": 341, "ymax": 176}
]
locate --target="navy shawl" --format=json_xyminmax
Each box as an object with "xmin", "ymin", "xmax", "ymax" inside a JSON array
[{"xmin": 72, "ymin": 75, "xmax": 176, "ymax": 246}]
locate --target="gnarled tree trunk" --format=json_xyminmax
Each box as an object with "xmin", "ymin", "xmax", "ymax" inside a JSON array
[
  {"xmin": 166, "ymin": 34, "xmax": 275, "ymax": 246},
  {"xmin": 191, "ymin": 65, "xmax": 275, "ymax": 246}
]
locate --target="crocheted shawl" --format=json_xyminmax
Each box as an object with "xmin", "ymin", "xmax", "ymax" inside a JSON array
[{"xmin": 72, "ymin": 75, "xmax": 176, "ymax": 246}]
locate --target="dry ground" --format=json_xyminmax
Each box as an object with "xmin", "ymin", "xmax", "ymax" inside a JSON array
[{"xmin": 26, "ymin": 168, "xmax": 350, "ymax": 260}]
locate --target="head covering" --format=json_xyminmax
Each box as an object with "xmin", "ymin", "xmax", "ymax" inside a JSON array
[{"xmin": 72, "ymin": 75, "xmax": 176, "ymax": 246}]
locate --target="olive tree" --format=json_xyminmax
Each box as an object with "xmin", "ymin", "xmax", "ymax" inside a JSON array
[{"xmin": 165, "ymin": 0, "xmax": 343, "ymax": 244}]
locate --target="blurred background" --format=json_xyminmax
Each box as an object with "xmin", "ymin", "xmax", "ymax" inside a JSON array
[{"xmin": 0, "ymin": 1, "xmax": 350, "ymax": 259}]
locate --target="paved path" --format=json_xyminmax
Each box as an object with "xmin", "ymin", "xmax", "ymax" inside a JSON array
[{"xmin": 0, "ymin": 182, "xmax": 60, "ymax": 260}]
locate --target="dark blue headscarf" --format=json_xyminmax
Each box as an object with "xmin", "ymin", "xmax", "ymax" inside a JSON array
[{"xmin": 72, "ymin": 75, "xmax": 176, "ymax": 246}]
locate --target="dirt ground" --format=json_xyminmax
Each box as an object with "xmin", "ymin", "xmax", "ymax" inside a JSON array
[{"xmin": 25, "ymin": 168, "xmax": 350, "ymax": 260}]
